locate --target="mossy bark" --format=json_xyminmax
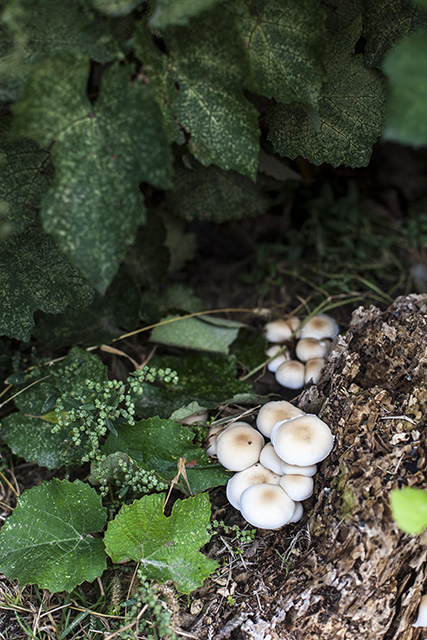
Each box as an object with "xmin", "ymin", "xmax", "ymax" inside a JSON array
[{"xmin": 190, "ymin": 294, "xmax": 427, "ymax": 640}]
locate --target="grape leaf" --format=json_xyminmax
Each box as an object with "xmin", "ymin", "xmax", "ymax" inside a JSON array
[
  {"xmin": 225, "ymin": 0, "xmax": 327, "ymax": 107},
  {"xmin": 33, "ymin": 266, "xmax": 141, "ymax": 348},
  {"xmin": 0, "ymin": 0, "xmax": 116, "ymax": 101},
  {"xmin": 104, "ymin": 492, "xmax": 218, "ymax": 593},
  {"xmin": 132, "ymin": 352, "xmax": 257, "ymax": 420},
  {"xmin": 0, "ymin": 347, "xmax": 107, "ymax": 468},
  {"xmin": 164, "ymin": 9, "xmax": 259, "ymax": 179},
  {"xmin": 167, "ymin": 160, "xmax": 269, "ymax": 222},
  {"xmin": 390, "ymin": 486, "xmax": 427, "ymax": 534},
  {"xmin": 382, "ymin": 29, "xmax": 427, "ymax": 146},
  {"xmin": 363, "ymin": 0, "xmax": 427, "ymax": 67},
  {"xmin": 268, "ymin": 16, "xmax": 385, "ymax": 167},
  {"xmin": 0, "ymin": 116, "xmax": 53, "ymax": 234},
  {"xmin": 150, "ymin": 315, "xmax": 245, "ymax": 353},
  {"xmin": 13, "ymin": 56, "xmax": 173, "ymax": 292},
  {"xmin": 150, "ymin": 0, "xmax": 225, "ymax": 28},
  {"xmin": 0, "ymin": 479, "xmax": 107, "ymax": 593},
  {"xmin": 0, "ymin": 223, "xmax": 94, "ymax": 341},
  {"xmin": 103, "ymin": 416, "xmax": 230, "ymax": 494}
]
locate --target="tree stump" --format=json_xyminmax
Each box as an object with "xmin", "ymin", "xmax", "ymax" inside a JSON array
[{"xmin": 192, "ymin": 294, "xmax": 427, "ymax": 640}]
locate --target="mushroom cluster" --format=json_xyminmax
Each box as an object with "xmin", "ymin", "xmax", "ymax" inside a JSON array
[
  {"xmin": 206, "ymin": 400, "xmax": 334, "ymax": 529},
  {"xmin": 264, "ymin": 313, "xmax": 339, "ymax": 389}
]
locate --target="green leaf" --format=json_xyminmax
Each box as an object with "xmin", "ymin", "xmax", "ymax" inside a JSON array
[
  {"xmin": 150, "ymin": 314, "xmax": 245, "ymax": 353},
  {"xmin": 0, "ymin": 347, "xmax": 107, "ymax": 468},
  {"xmin": 103, "ymin": 416, "xmax": 230, "ymax": 494},
  {"xmin": 164, "ymin": 10, "xmax": 259, "ymax": 179},
  {"xmin": 0, "ymin": 0, "xmax": 116, "ymax": 101},
  {"xmin": 382, "ymin": 29, "xmax": 427, "ymax": 146},
  {"xmin": 268, "ymin": 16, "xmax": 386, "ymax": 167},
  {"xmin": 104, "ymin": 492, "xmax": 218, "ymax": 593},
  {"xmin": 0, "ymin": 223, "xmax": 94, "ymax": 341},
  {"xmin": 14, "ymin": 56, "xmax": 173, "ymax": 292},
  {"xmin": 167, "ymin": 160, "xmax": 269, "ymax": 222},
  {"xmin": 226, "ymin": 0, "xmax": 327, "ymax": 107},
  {"xmin": 150, "ymin": 0, "xmax": 225, "ymax": 28},
  {"xmin": 390, "ymin": 486, "xmax": 427, "ymax": 534},
  {"xmin": 89, "ymin": 0, "xmax": 141, "ymax": 16},
  {"xmin": 133, "ymin": 352, "xmax": 256, "ymax": 420},
  {"xmin": 0, "ymin": 116, "xmax": 53, "ymax": 235},
  {"xmin": 0, "ymin": 479, "xmax": 107, "ymax": 592},
  {"xmin": 33, "ymin": 266, "xmax": 140, "ymax": 348},
  {"xmin": 363, "ymin": 0, "xmax": 427, "ymax": 67}
]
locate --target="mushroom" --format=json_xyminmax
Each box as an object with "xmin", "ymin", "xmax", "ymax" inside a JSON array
[
  {"xmin": 204, "ymin": 424, "xmax": 224, "ymax": 457},
  {"xmin": 304, "ymin": 358, "xmax": 325, "ymax": 385},
  {"xmin": 216, "ymin": 422, "xmax": 264, "ymax": 471},
  {"xmin": 297, "ymin": 313, "xmax": 339, "ymax": 340},
  {"xmin": 259, "ymin": 442, "xmax": 284, "ymax": 475},
  {"xmin": 226, "ymin": 463, "xmax": 281, "ymax": 510},
  {"xmin": 264, "ymin": 316, "xmax": 300, "ymax": 343},
  {"xmin": 295, "ymin": 338, "xmax": 329, "ymax": 362},
  {"xmin": 178, "ymin": 409, "xmax": 209, "ymax": 425},
  {"xmin": 280, "ymin": 461, "xmax": 317, "ymax": 477},
  {"xmin": 279, "ymin": 474, "xmax": 314, "ymax": 501},
  {"xmin": 413, "ymin": 594, "xmax": 427, "ymax": 627},
  {"xmin": 272, "ymin": 414, "xmax": 334, "ymax": 466},
  {"xmin": 289, "ymin": 501, "xmax": 304, "ymax": 523},
  {"xmin": 239, "ymin": 483, "xmax": 296, "ymax": 529},
  {"xmin": 256, "ymin": 400, "xmax": 305, "ymax": 438},
  {"xmin": 275, "ymin": 360, "xmax": 305, "ymax": 389},
  {"xmin": 266, "ymin": 345, "xmax": 291, "ymax": 372}
]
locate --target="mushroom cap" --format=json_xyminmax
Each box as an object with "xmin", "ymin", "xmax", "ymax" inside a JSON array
[
  {"xmin": 266, "ymin": 345, "xmax": 290, "ymax": 372},
  {"xmin": 259, "ymin": 442, "xmax": 284, "ymax": 475},
  {"xmin": 264, "ymin": 319, "xmax": 294, "ymax": 343},
  {"xmin": 256, "ymin": 400, "xmax": 305, "ymax": 437},
  {"xmin": 304, "ymin": 358, "xmax": 325, "ymax": 385},
  {"xmin": 289, "ymin": 501, "xmax": 304, "ymax": 523},
  {"xmin": 204, "ymin": 424, "xmax": 224, "ymax": 457},
  {"xmin": 295, "ymin": 338, "xmax": 329, "ymax": 363},
  {"xmin": 226, "ymin": 463, "xmax": 280, "ymax": 510},
  {"xmin": 413, "ymin": 594, "xmax": 427, "ymax": 627},
  {"xmin": 178, "ymin": 409, "xmax": 209, "ymax": 425},
  {"xmin": 272, "ymin": 414, "xmax": 334, "ymax": 466},
  {"xmin": 216, "ymin": 422, "xmax": 264, "ymax": 471},
  {"xmin": 280, "ymin": 461, "xmax": 317, "ymax": 476},
  {"xmin": 275, "ymin": 360, "xmax": 305, "ymax": 389},
  {"xmin": 297, "ymin": 313, "xmax": 339, "ymax": 340},
  {"xmin": 240, "ymin": 483, "xmax": 296, "ymax": 529},
  {"xmin": 279, "ymin": 474, "xmax": 314, "ymax": 501}
]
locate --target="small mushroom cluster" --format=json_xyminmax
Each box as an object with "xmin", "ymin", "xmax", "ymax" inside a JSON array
[
  {"xmin": 206, "ymin": 400, "xmax": 334, "ymax": 529},
  {"xmin": 264, "ymin": 313, "xmax": 339, "ymax": 389}
]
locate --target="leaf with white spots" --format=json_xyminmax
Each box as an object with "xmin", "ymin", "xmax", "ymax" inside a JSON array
[
  {"xmin": 0, "ymin": 479, "xmax": 107, "ymax": 593},
  {"xmin": 104, "ymin": 492, "xmax": 218, "ymax": 593}
]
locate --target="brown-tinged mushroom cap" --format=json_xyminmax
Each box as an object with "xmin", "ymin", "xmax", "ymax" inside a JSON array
[
  {"xmin": 304, "ymin": 358, "xmax": 325, "ymax": 385},
  {"xmin": 275, "ymin": 360, "xmax": 305, "ymax": 389},
  {"xmin": 240, "ymin": 483, "xmax": 296, "ymax": 529},
  {"xmin": 272, "ymin": 414, "xmax": 334, "ymax": 466},
  {"xmin": 298, "ymin": 313, "xmax": 339, "ymax": 340},
  {"xmin": 256, "ymin": 400, "xmax": 305, "ymax": 437},
  {"xmin": 216, "ymin": 422, "xmax": 264, "ymax": 471},
  {"xmin": 295, "ymin": 338, "xmax": 329, "ymax": 362},
  {"xmin": 226, "ymin": 463, "xmax": 280, "ymax": 510}
]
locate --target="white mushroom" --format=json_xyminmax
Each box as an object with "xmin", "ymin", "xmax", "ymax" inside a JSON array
[
  {"xmin": 259, "ymin": 442, "xmax": 284, "ymax": 475},
  {"xmin": 280, "ymin": 461, "xmax": 317, "ymax": 477},
  {"xmin": 297, "ymin": 313, "xmax": 339, "ymax": 340},
  {"xmin": 239, "ymin": 483, "xmax": 296, "ymax": 529},
  {"xmin": 272, "ymin": 414, "xmax": 334, "ymax": 466},
  {"xmin": 413, "ymin": 594, "xmax": 427, "ymax": 627},
  {"xmin": 264, "ymin": 317, "xmax": 300, "ymax": 343},
  {"xmin": 204, "ymin": 424, "xmax": 224, "ymax": 457},
  {"xmin": 216, "ymin": 422, "xmax": 264, "ymax": 471},
  {"xmin": 289, "ymin": 501, "xmax": 304, "ymax": 523},
  {"xmin": 279, "ymin": 474, "xmax": 314, "ymax": 501},
  {"xmin": 275, "ymin": 360, "xmax": 305, "ymax": 389},
  {"xmin": 304, "ymin": 358, "xmax": 325, "ymax": 385},
  {"xmin": 256, "ymin": 400, "xmax": 305, "ymax": 438},
  {"xmin": 226, "ymin": 463, "xmax": 280, "ymax": 510},
  {"xmin": 266, "ymin": 345, "xmax": 291, "ymax": 372},
  {"xmin": 295, "ymin": 338, "xmax": 329, "ymax": 362}
]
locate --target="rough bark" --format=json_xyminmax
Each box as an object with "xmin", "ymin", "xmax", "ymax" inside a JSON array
[{"xmin": 190, "ymin": 294, "xmax": 427, "ymax": 640}]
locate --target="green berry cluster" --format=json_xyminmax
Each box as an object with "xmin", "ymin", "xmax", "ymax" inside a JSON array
[{"xmin": 95, "ymin": 456, "xmax": 169, "ymax": 499}]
